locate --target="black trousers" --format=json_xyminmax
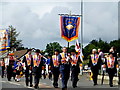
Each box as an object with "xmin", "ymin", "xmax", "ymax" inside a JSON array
[
  {"xmin": 33, "ymin": 67, "xmax": 42, "ymax": 87},
  {"xmin": 91, "ymin": 66, "xmax": 99, "ymax": 84},
  {"xmin": 25, "ymin": 67, "xmax": 33, "ymax": 86},
  {"xmin": 60, "ymin": 64, "xmax": 70, "ymax": 88},
  {"xmin": 1, "ymin": 66, "xmax": 5, "ymax": 78},
  {"xmin": 71, "ymin": 65, "xmax": 79, "ymax": 87},
  {"xmin": 7, "ymin": 66, "xmax": 14, "ymax": 81},
  {"xmin": 107, "ymin": 68, "xmax": 116, "ymax": 85},
  {"xmin": 52, "ymin": 67, "xmax": 60, "ymax": 87}
]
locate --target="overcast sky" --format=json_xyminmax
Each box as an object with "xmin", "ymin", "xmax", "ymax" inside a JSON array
[{"xmin": 0, "ymin": 0, "xmax": 119, "ymax": 50}]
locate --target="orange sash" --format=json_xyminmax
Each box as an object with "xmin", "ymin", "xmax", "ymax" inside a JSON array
[
  {"xmin": 52, "ymin": 55, "xmax": 59, "ymax": 67},
  {"xmin": 71, "ymin": 54, "xmax": 78, "ymax": 65},
  {"xmin": 107, "ymin": 57, "xmax": 115, "ymax": 68},
  {"xmin": 25, "ymin": 54, "xmax": 32, "ymax": 66},
  {"xmin": 33, "ymin": 55, "xmax": 41, "ymax": 67},
  {"xmin": 91, "ymin": 54, "xmax": 99, "ymax": 65},
  {"xmin": 1, "ymin": 61, "xmax": 5, "ymax": 66},
  {"xmin": 60, "ymin": 53, "xmax": 67, "ymax": 64}
]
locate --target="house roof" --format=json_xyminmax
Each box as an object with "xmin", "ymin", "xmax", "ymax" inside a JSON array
[{"xmin": 14, "ymin": 50, "xmax": 27, "ymax": 59}]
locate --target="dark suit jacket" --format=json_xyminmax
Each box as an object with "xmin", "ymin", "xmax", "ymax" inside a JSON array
[
  {"xmin": 104, "ymin": 57, "xmax": 118, "ymax": 73},
  {"xmin": 88, "ymin": 54, "xmax": 102, "ymax": 70},
  {"xmin": 23, "ymin": 55, "xmax": 33, "ymax": 67}
]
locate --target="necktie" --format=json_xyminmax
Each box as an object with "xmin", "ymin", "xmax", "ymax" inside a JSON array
[
  {"xmin": 65, "ymin": 53, "xmax": 66, "ymax": 58},
  {"xmin": 94, "ymin": 54, "xmax": 95, "ymax": 60}
]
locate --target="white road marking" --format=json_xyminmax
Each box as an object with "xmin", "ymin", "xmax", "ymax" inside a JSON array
[{"xmin": 8, "ymin": 81, "xmax": 21, "ymax": 86}]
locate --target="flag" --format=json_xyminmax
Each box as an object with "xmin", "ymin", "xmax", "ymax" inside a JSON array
[
  {"xmin": 0, "ymin": 30, "xmax": 10, "ymax": 52},
  {"xmin": 60, "ymin": 16, "xmax": 80, "ymax": 42},
  {"xmin": 75, "ymin": 40, "xmax": 84, "ymax": 62}
]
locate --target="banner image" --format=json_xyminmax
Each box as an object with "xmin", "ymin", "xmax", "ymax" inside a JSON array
[{"xmin": 60, "ymin": 16, "xmax": 80, "ymax": 42}]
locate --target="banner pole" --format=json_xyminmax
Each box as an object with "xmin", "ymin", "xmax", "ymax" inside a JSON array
[
  {"xmin": 80, "ymin": 0, "xmax": 83, "ymax": 50},
  {"xmin": 67, "ymin": 42, "xmax": 69, "ymax": 53}
]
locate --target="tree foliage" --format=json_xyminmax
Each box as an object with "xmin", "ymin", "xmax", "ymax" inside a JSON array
[
  {"xmin": 8, "ymin": 25, "xmax": 23, "ymax": 50},
  {"xmin": 45, "ymin": 42, "xmax": 62, "ymax": 56},
  {"xmin": 83, "ymin": 39, "xmax": 120, "ymax": 60}
]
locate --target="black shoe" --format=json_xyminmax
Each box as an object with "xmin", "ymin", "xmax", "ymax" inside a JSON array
[
  {"xmin": 8, "ymin": 79, "xmax": 11, "ymax": 81},
  {"xmin": 54, "ymin": 86, "xmax": 58, "ymax": 88},
  {"xmin": 73, "ymin": 86, "xmax": 77, "ymax": 88},
  {"xmin": 62, "ymin": 88, "xmax": 67, "ymax": 90},
  {"xmin": 94, "ymin": 83, "xmax": 98, "ymax": 86},
  {"xmin": 30, "ymin": 84, "xmax": 33, "ymax": 87},
  {"xmin": 26, "ymin": 84, "xmax": 28, "ymax": 86},
  {"xmin": 34, "ymin": 85, "xmax": 39, "ymax": 89},
  {"xmin": 110, "ymin": 85, "xmax": 113, "ymax": 87}
]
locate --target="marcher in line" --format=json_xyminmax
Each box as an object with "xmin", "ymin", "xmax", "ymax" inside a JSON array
[
  {"xmin": 104, "ymin": 52, "xmax": 118, "ymax": 87},
  {"xmin": 33, "ymin": 49, "xmax": 44, "ymax": 89},
  {"xmin": 23, "ymin": 49, "xmax": 33, "ymax": 87},
  {"xmin": 51, "ymin": 49, "xmax": 60, "ymax": 88},
  {"xmin": 58, "ymin": 47, "xmax": 71, "ymax": 90},
  {"xmin": 1, "ymin": 58, "xmax": 5, "ymax": 78},
  {"xmin": 70, "ymin": 49, "xmax": 82, "ymax": 88},
  {"xmin": 88, "ymin": 49, "xmax": 102, "ymax": 86}
]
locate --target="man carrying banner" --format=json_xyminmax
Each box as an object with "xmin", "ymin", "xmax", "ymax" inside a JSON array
[
  {"xmin": 88, "ymin": 49, "xmax": 102, "ymax": 86},
  {"xmin": 22, "ymin": 49, "xmax": 33, "ymax": 87},
  {"xmin": 70, "ymin": 49, "xmax": 82, "ymax": 88},
  {"xmin": 58, "ymin": 47, "xmax": 71, "ymax": 90},
  {"xmin": 51, "ymin": 49, "xmax": 60, "ymax": 88},
  {"xmin": 33, "ymin": 49, "xmax": 44, "ymax": 89},
  {"xmin": 75, "ymin": 40, "xmax": 84, "ymax": 75}
]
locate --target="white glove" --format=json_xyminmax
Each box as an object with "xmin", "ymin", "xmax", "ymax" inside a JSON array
[
  {"xmin": 49, "ymin": 70, "xmax": 51, "ymax": 73},
  {"xmin": 29, "ymin": 70, "xmax": 31, "ymax": 74},
  {"xmin": 103, "ymin": 68, "xmax": 106, "ymax": 71},
  {"xmin": 66, "ymin": 57, "xmax": 69, "ymax": 62},
  {"xmin": 88, "ymin": 67, "xmax": 91, "ymax": 70},
  {"xmin": 117, "ymin": 68, "xmax": 119, "ymax": 71},
  {"xmin": 42, "ymin": 70, "xmax": 44, "ymax": 74}
]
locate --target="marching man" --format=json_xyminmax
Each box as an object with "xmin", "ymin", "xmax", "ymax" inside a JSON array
[
  {"xmin": 58, "ymin": 47, "xmax": 71, "ymax": 90},
  {"xmin": 33, "ymin": 49, "xmax": 44, "ymax": 89},
  {"xmin": 51, "ymin": 49, "xmax": 60, "ymax": 88},
  {"xmin": 70, "ymin": 49, "xmax": 82, "ymax": 88},
  {"xmin": 23, "ymin": 49, "xmax": 33, "ymax": 87},
  {"xmin": 6, "ymin": 53, "xmax": 16, "ymax": 81},
  {"xmin": 104, "ymin": 52, "xmax": 118, "ymax": 87},
  {"xmin": 88, "ymin": 49, "xmax": 102, "ymax": 86},
  {"xmin": 1, "ymin": 58, "xmax": 5, "ymax": 78}
]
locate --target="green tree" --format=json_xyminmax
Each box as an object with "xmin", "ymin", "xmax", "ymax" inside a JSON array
[
  {"xmin": 83, "ymin": 44, "xmax": 97, "ymax": 60},
  {"xmin": 8, "ymin": 25, "xmax": 23, "ymax": 51},
  {"xmin": 69, "ymin": 45, "xmax": 75, "ymax": 52},
  {"xmin": 97, "ymin": 39, "xmax": 110, "ymax": 53},
  {"xmin": 89, "ymin": 39, "xmax": 110, "ymax": 53},
  {"xmin": 45, "ymin": 42, "xmax": 62, "ymax": 56},
  {"xmin": 110, "ymin": 39, "xmax": 120, "ymax": 55}
]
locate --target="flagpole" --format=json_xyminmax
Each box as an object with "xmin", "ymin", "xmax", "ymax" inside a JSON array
[
  {"xmin": 80, "ymin": 0, "xmax": 83, "ymax": 51},
  {"xmin": 67, "ymin": 11, "xmax": 72, "ymax": 53}
]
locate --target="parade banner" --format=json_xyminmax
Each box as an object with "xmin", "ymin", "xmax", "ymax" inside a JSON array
[
  {"xmin": 0, "ymin": 30, "xmax": 10, "ymax": 52},
  {"xmin": 60, "ymin": 16, "xmax": 80, "ymax": 42}
]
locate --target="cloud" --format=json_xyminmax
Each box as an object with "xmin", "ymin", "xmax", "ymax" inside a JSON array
[{"xmin": 0, "ymin": 2, "xmax": 118, "ymax": 50}]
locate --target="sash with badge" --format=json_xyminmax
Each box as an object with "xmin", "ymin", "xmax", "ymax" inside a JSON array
[
  {"xmin": 25, "ymin": 54, "xmax": 32, "ymax": 66},
  {"xmin": 107, "ymin": 57, "xmax": 115, "ymax": 69},
  {"xmin": 33, "ymin": 55, "xmax": 41, "ymax": 67},
  {"xmin": 91, "ymin": 54, "xmax": 99, "ymax": 66},
  {"xmin": 60, "ymin": 53, "xmax": 70, "ymax": 64},
  {"xmin": 52, "ymin": 55, "xmax": 59, "ymax": 67},
  {"xmin": 71, "ymin": 55, "xmax": 78, "ymax": 66}
]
